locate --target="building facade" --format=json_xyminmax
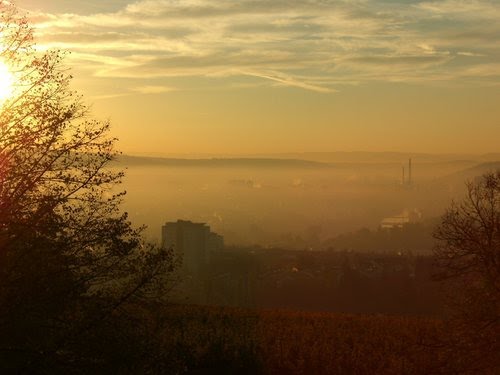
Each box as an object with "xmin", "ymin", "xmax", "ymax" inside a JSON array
[
  {"xmin": 162, "ymin": 220, "xmax": 223, "ymax": 276},
  {"xmin": 380, "ymin": 208, "xmax": 422, "ymax": 229}
]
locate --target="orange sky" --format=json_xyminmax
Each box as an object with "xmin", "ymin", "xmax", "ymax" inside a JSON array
[{"xmin": 16, "ymin": 0, "xmax": 500, "ymax": 155}]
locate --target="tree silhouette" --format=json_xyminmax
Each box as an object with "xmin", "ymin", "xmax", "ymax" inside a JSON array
[
  {"xmin": 0, "ymin": 3, "xmax": 175, "ymax": 370},
  {"xmin": 434, "ymin": 171, "xmax": 500, "ymax": 372}
]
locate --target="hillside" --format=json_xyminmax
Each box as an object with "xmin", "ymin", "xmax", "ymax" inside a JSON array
[
  {"xmin": 122, "ymin": 152, "xmax": 500, "ymax": 164},
  {"xmin": 114, "ymin": 155, "xmax": 332, "ymax": 168},
  {"xmin": 438, "ymin": 161, "xmax": 500, "ymax": 185}
]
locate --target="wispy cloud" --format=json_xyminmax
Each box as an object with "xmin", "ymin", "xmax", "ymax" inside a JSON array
[
  {"xmin": 243, "ymin": 70, "xmax": 336, "ymax": 93},
  {"xmin": 132, "ymin": 85, "xmax": 176, "ymax": 94},
  {"xmin": 416, "ymin": 0, "xmax": 500, "ymax": 20},
  {"xmin": 18, "ymin": 0, "xmax": 500, "ymax": 93}
]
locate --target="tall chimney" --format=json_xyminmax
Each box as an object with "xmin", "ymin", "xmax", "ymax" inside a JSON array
[
  {"xmin": 408, "ymin": 158, "xmax": 412, "ymax": 185},
  {"xmin": 402, "ymin": 166, "xmax": 405, "ymax": 185}
]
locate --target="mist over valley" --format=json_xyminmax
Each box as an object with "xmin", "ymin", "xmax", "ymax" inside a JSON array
[{"xmin": 117, "ymin": 152, "xmax": 499, "ymax": 251}]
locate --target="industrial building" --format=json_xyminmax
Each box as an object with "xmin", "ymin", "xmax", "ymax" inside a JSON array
[
  {"xmin": 380, "ymin": 208, "xmax": 422, "ymax": 229},
  {"xmin": 401, "ymin": 158, "xmax": 413, "ymax": 187}
]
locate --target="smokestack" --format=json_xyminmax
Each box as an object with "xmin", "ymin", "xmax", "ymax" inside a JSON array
[
  {"xmin": 408, "ymin": 158, "xmax": 412, "ymax": 185},
  {"xmin": 402, "ymin": 166, "xmax": 405, "ymax": 185}
]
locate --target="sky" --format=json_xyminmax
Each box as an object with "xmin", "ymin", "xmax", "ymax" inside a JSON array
[{"xmin": 14, "ymin": 0, "xmax": 500, "ymax": 155}]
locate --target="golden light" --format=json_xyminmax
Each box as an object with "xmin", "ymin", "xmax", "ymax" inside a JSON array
[{"xmin": 0, "ymin": 62, "xmax": 13, "ymax": 102}]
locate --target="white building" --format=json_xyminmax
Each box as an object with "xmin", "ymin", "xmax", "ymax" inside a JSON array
[{"xmin": 380, "ymin": 209, "xmax": 422, "ymax": 229}]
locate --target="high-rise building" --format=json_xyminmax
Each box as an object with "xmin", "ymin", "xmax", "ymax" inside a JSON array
[{"xmin": 161, "ymin": 220, "xmax": 223, "ymax": 275}]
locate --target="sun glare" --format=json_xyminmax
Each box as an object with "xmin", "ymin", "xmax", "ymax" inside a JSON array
[{"xmin": 0, "ymin": 62, "xmax": 13, "ymax": 102}]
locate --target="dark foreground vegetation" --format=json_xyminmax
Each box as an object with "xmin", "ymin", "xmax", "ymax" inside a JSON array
[
  {"xmin": 92, "ymin": 304, "xmax": 491, "ymax": 375},
  {"xmin": 1, "ymin": 300, "xmax": 498, "ymax": 374}
]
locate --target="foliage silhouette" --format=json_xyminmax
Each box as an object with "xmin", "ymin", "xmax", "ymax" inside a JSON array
[
  {"xmin": 434, "ymin": 171, "xmax": 500, "ymax": 373},
  {"xmin": 0, "ymin": 2, "xmax": 175, "ymax": 371}
]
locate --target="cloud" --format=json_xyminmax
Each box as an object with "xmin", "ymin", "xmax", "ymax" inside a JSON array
[
  {"xmin": 132, "ymin": 85, "xmax": 175, "ymax": 94},
  {"xmin": 243, "ymin": 70, "xmax": 336, "ymax": 93},
  {"xmin": 457, "ymin": 51, "xmax": 485, "ymax": 57},
  {"xmin": 18, "ymin": 0, "xmax": 500, "ymax": 93},
  {"xmin": 89, "ymin": 84, "xmax": 176, "ymax": 101},
  {"xmin": 416, "ymin": 0, "xmax": 500, "ymax": 20}
]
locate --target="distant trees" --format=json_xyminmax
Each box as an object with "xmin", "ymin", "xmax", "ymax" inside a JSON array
[
  {"xmin": 0, "ymin": 2, "xmax": 175, "ymax": 371},
  {"xmin": 434, "ymin": 171, "xmax": 500, "ymax": 372},
  {"xmin": 324, "ymin": 222, "xmax": 437, "ymax": 254}
]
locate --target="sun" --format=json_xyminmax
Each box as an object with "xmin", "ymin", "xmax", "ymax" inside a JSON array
[{"xmin": 0, "ymin": 62, "xmax": 13, "ymax": 102}]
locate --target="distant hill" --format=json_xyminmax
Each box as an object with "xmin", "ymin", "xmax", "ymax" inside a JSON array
[
  {"xmin": 113, "ymin": 154, "xmax": 490, "ymax": 172},
  {"xmin": 455, "ymin": 161, "xmax": 500, "ymax": 177},
  {"xmin": 438, "ymin": 161, "xmax": 500, "ymax": 185},
  {"xmin": 273, "ymin": 152, "xmax": 499, "ymax": 164},
  {"xmin": 123, "ymin": 151, "xmax": 500, "ymax": 164},
  {"xmin": 114, "ymin": 155, "xmax": 332, "ymax": 168}
]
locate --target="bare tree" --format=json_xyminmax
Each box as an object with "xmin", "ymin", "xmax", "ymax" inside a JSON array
[
  {"xmin": 0, "ymin": 2, "xmax": 175, "ymax": 371},
  {"xmin": 434, "ymin": 171, "xmax": 500, "ymax": 373}
]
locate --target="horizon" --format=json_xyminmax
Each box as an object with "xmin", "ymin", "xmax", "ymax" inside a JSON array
[{"xmin": 124, "ymin": 150, "xmax": 500, "ymax": 157}]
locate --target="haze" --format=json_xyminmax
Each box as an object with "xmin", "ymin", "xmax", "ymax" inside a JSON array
[{"xmin": 114, "ymin": 153, "xmax": 500, "ymax": 248}]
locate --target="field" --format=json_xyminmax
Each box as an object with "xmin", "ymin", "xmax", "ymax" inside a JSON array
[{"xmin": 146, "ymin": 305, "xmax": 455, "ymax": 374}]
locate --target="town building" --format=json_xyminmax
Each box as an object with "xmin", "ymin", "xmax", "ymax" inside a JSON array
[
  {"xmin": 162, "ymin": 220, "xmax": 223, "ymax": 276},
  {"xmin": 380, "ymin": 209, "xmax": 422, "ymax": 229}
]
